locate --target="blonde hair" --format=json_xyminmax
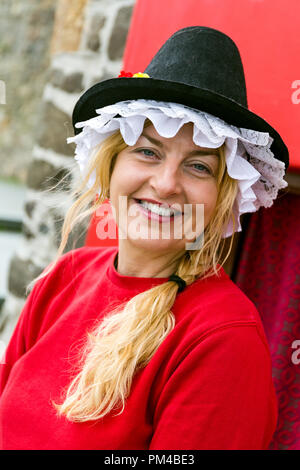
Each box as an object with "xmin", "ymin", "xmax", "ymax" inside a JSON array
[{"xmin": 30, "ymin": 119, "xmax": 238, "ymax": 422}]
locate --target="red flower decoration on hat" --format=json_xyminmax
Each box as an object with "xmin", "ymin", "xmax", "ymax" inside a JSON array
[{"xmin": 118, "ymin": 70, "xmax": 133, "ymax": 78}]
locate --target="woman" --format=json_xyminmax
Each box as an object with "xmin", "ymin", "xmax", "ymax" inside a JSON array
[{"xmin": 0, "ymin": 26, "xmax": 288, "ymax": 450}]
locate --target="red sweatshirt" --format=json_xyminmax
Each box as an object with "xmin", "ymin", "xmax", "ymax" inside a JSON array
[{"xmin": 0, "ymin": 246, "xmax": 278, "ymax": 450}]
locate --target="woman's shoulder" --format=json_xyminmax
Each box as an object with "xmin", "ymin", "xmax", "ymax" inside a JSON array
[
  {"xmin": 169, "ymin": 267, "xmax": 273, "ymax": 368},
  {"xmin": 175, "ymin": 266, "xmax": 266, "ymax": 340},
  {"xmin": 19, "ymin": 246, "xmax": 118, "ymax": 345},
  {"xmin": 24, "ymin": 245, "xmax": 117, "ymax": 313},
  {"xmin": 55, "ymin": 245, "xmax": 117, "ymax": 271},
  {"xmin": 33, "ymin": 245, "xmax": 117, "ymax": 287}
]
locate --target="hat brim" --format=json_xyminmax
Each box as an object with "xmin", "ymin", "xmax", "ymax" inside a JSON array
[{"xmin": 72, "ymin": 78, "xmax": 289, "ymax": 168}]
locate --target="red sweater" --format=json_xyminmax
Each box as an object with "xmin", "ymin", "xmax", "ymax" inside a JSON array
[{"xmin": 0, "ymin": 246, "xmax": 278, "ymax": 450}]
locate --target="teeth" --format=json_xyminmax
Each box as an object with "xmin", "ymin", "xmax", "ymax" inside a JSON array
[{"xmin": 139, "ymin": 200, "xmax": 179, "ymax": 216}]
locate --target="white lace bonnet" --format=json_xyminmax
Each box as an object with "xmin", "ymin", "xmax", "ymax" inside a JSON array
[{"xmin": 67, "ymin": 98, "xmax": 288, "ymax": 238}]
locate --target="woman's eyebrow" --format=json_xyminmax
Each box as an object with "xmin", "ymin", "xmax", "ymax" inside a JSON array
[{"xmin": 140, "ymin": 133, "xmax": 220, "ymax": 156}]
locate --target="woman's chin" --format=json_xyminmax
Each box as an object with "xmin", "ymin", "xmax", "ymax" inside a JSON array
[{"xmin": 122, "ymin": 233, "xmax": 189, "ymax": 253}]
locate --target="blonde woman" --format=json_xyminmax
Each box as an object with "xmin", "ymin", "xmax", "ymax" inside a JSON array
[{"xmin": 0, "ymin": 26, "xmax": 288, "ymax": 450}]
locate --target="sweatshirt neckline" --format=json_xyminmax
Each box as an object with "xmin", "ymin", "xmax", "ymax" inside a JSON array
[
  {"xmin": 105, "ymin": 247, "xmax": 228, "ymax": 291},
  {"xmin": 106, "ymin": 248, "xmax": 170, "ymax": 291}
]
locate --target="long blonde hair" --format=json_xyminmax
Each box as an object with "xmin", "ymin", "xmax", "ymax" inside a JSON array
[{"xmin": 30, "ymin": 119, "xmax": 238, "ymax": 422}]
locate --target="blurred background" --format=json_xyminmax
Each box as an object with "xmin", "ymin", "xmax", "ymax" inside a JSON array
[{"xmin": 0, "ymin": 0, "xmax": 135, "ymax": 342}]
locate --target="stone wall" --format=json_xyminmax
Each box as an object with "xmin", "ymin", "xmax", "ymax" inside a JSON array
[
  {"xmin": 0, "ymin": 0, "xmax": 56, "ymax": 183},
  {"xmin": 0, "ymin": 0, "xmax": 135, "ymax": 344}
]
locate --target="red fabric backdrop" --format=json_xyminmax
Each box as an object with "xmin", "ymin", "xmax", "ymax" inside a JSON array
[{"xmin": 233, "ymin": 191, "xmax": 300, "ymax": 450}]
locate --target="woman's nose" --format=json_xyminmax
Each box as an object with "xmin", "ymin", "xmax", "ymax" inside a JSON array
[{"xmin": 149, "ymin": 161, "xmax": 182, "ymax": 198}]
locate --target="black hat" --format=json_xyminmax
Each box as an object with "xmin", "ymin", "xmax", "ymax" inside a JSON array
[{"xmin": 72, "ymin": 26, "xmax": 289, "ymax": 168}]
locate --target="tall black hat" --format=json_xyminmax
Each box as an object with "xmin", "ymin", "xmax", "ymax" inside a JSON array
[{"xmin": 72, "ymin": 26, "xmax": 289, "ymax": 168}]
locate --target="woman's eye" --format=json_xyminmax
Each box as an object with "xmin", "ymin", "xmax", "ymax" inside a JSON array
[
  {"xmin": 138, "ymin": 149, "xmax": 158, "ymax": 158},
  {"xmin": 190, "ymin": 163, "xmax": 211, "ymax": 174}
]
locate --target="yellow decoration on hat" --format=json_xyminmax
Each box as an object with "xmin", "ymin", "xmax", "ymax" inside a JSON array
[{"xmin": 132, "ymin": 72, "xmax": 150, "ymax": 78}]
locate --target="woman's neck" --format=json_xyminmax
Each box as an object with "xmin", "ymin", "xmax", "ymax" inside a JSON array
[{"xmin": 115, "ymin": 244, "xmax": 184, "ymax": 278}]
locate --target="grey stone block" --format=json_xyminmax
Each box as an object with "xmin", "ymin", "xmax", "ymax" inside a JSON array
[
  {"xmin": 49, "ymin": 69, "xmax": 84, "ymax": 93},
  {"xmin": 24, "ymin": 200, "xmax": 37, "ymax": 218},
  {"xmin": 48, "ymin": 208, "xmax": 88, "ymax": 250},
  {"xmin": 86, "ymin": 14, "xmax": 106, "ymax": 52},
  {"xmin": 36, "ymin": 101, "xmax": 75, "ymax": 156},
  {"xmin": 26, "ymin": 158, "xmax": 72, "ymax": 192},
  {"xmin": 87, "ymin": 33, "xmax": 100, "ymax": 52},
  {"xmin": 22, "ymin": 223, "xmax": 35, "ymax": 239},
  {"xmin": 8, "ymin": 255, "xmax": 44, "ymax": 299},
  {"xmin": 108, "ymin": 6, "xmax": 133, "ymax": 61}
]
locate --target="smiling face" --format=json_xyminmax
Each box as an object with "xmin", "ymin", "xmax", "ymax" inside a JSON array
[{"xmin": 109, "ymin": 122, "xmax": 220, "ymax": 265}]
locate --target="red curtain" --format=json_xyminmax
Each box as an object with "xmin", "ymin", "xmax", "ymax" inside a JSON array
[{"xmin": 233, "ymin": 191, "xmax": 300, "ymax": 450}]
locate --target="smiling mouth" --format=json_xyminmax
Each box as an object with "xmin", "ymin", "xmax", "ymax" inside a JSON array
[{"xmin": 134, "ymin": 199, "xmax": 183, "ymax": 218}]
